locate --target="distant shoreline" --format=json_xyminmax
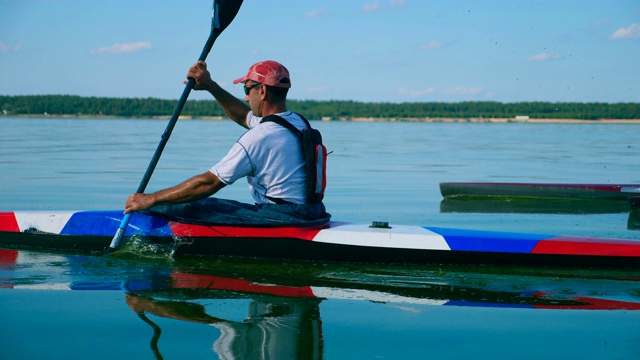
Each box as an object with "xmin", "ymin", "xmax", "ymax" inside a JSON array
[
  {"xmin": 3, "ymin": 114, "xmax": 640, "ymax": 123},
  {"xmin": 346, "ymin": 117, "xmax": 640, "ymax": 124}
]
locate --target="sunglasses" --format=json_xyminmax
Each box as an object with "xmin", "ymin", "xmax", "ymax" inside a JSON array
[{"xmin": 243, "ymin": 82, "xmax": 261, "ymax": 95}]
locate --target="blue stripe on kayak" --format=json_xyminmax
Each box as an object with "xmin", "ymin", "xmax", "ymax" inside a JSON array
[
  {"xmin": 69, "ymin": 281, "xmax": 122, "ymax": 291},
  {"xmin": 61, "ymin": 211, "xmax": 173, "ymax": 236},
  {"xmin": 444, "ymin": 300, "xmax": 535, "ymax": 309},
  {"xmin": 425, "ymin": 227, "xmax": 550, "ymax": 253}
]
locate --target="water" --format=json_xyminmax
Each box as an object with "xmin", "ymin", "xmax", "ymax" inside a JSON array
[{"xmin": 1, "ymin": 117, "xmax": 640, "ymax": 359}]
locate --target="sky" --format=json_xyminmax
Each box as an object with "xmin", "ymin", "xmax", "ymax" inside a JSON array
[{"xmin": 1, "ymin": 0, "xmax": 639, "ymax": 103}]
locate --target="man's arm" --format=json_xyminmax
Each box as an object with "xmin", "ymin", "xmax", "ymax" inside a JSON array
[
  {"xmin": 124, "ymin": 171, "xmax": 226, "ymax": 214},
  {"xmin": 126, "ymin": 294, "xmax": 222, "ymax": 324},
  {"xmin": 187, "ymin": 61, "xmax": 250, "ymax": 128}
]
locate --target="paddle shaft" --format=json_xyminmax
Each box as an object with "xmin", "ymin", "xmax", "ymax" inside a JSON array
[
  {"xmin": 135, "ymin": 1, "xmax": 228, "ymax": 195},
  {"xmin": 106, "ymin": 0, "xmax": 243, "ymax": 253}
]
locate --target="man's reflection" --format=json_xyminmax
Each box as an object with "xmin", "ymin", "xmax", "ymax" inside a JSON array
[{"xmin": 125, "ymin": 288, "xmax": 322, "ymax": 359}]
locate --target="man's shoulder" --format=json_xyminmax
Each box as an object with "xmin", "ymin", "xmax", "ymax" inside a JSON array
[
  {"xmin": 240, "ymin": 119, "xmax": 289, "ymax": 146},
  {"xmin": 247, "ymin": 111, "xmax": 303, "ymax": 128}
]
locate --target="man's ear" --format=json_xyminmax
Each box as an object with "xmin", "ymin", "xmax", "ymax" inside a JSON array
[{"xmin": 259, "ymin": 84, "xmax": 268, "ymax": 101}]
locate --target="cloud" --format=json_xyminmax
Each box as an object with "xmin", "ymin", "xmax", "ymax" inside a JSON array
[
  {"xmin": 609, "ymin": 23, "xmax": 640, "ymax": 39},
  {"xmin": 528, "ymin": 52, "xmax": 561, "ymax": 62},
  {"xmin": 362, "ymin": 1, "xmax": 382, "ymax": 13},
  {"xmin": 397, "ymin": 87, "xmax": 436, "ymax": 97},
  {"xmin": 419, "ymin": 40, "xmax": 445, "ymax": 51},
  {"xmin": 592, "ymin": 18, "xmax": 609, "ymax": 27},
  {"xmin": 0, "ymin": 42, "xmax": 21, "ymax": 53},
  {"xmin": 361, "ymin": 0, "xmax": 406, "ymax": 13},
  {"xmin": 305, "ymin": 7, "xmax": 327, "ymax": 19},
  {"xmin": 390, "ymin": 0, "xmax": 407, "ymax": 7},
  {"xmin": 90, "ymin": 41, "xmax": 152, "ymax": 55}
]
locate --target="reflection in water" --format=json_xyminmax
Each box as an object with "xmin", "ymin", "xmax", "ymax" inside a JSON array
[
  {"xmin": 2, "ymin": 249, "xmax": 640, "ymax": 358},
  {"xmin": 629, "ymin": 210, "xmax": 640, "ymax": 230},
  {"xmin": 122, "ymin": 270, "xmax": 326, "ymax": 359},
  {"xmin": 124, "ymin": 286, "xmax": 322, "ymax": 359},
  {"xmin": 136, "ymin": 312, "xmax": 163, "ymax": 360},
  {"xmin": 441, "ymin": 197, "xmax": 640, "ymax": 230},
  {"xmin": 116, "ymin": 266, "xmax": 640, "ymax": 358},
  {"xmin": 440, "ymin": 197, "xmax": 631, "ymax": 215}
]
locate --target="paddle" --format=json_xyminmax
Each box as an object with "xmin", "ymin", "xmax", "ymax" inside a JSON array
[{"xmin": 105, "ymin": 0, "xmax": 244, "ymax": 254}]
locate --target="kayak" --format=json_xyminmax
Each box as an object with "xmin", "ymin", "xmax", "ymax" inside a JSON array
[
  {"xmin": 1, "ymin": 210, "xmax": 640, "ymax": 268},
  {"xmin": 440, "ymin": 182, "xmax": 640, "ymax": 200}
]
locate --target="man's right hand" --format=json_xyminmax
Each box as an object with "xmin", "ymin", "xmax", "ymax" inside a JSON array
[
  {"xmin": 124, "ymin": 193, "xmax": 156, "ymax": 214},
  {"xmin": 186, "ymin": 60, "xmax": 214, "ymax": 91}
]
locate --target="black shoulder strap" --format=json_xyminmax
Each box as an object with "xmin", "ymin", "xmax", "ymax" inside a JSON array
[
  {"xmin": 260, "ymin": 112, "xmax": 312, "ymax": 135},
  {"xmin": 261, "ymin": 114, "xmax": 301, "ymax": 136},
  {"xmin": 296, "ymin": 113, "xmax": 312, "ymax": 128}
]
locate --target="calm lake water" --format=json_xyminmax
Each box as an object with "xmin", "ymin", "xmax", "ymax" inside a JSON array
[{"xmin": 1, "ymin": 116, "xmax": 640, "ymax": 359}]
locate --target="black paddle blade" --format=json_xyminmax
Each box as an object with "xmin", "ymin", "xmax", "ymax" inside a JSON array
[
  {"xmin": 213, "ymin": 0, "xmax": 244, "ymax": 33},
  {"xmin": 199, "ymin": 0, "xmax": 243, "ymax": 61}
]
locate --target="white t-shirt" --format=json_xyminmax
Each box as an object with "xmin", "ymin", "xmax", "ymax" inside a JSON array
[{"xmin": 210, "ymin": 111, "xmax": 307, "ymax": 204}]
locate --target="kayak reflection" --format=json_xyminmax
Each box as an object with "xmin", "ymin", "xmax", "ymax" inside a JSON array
[
  {"xmin": 440, "ymin": 197, "xmax": 631, "ymax": 215},
  {"xmin": 118, "ymin": 266, "xmax": 640, "ymax": 359},
  {"xmin": 629, "ymin": 209, "xmax": 640, "ymax": 230},
  {"xmin": 3, "ymin": 249, "xmax": 640, "ymax": 359},
  {"xmin": 440, "ymin": 197, "xmax": 640, "ymax": 230}
]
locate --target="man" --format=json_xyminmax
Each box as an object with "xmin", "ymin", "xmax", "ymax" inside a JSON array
[{"xmin": 124, "ymin": 60, "xmax": 329, "ymax": 224}]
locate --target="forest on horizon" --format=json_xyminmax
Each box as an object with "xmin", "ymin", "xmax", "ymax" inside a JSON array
[{"xmin": 2, "ymin": 94, "xmax": 639, "ymax": 120}]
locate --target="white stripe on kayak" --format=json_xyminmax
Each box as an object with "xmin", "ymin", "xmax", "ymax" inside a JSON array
[
  {"xmin": 14, "ymin": 283, "xmax": 73, "ymax": 290},
  {"xmin": 311, "ymin": 286, "xmax": 448, "ymax": 305},
  {"xmin": 313, "ymin": 224, "xmax": 450, "ymax": 250},
  {"xmin": 14, "ymin": 211, "xmax": 75, "ymax": 234},
  {"xmin": 621, "ymin": 186, "xmax": 640, "ymax": 193}
]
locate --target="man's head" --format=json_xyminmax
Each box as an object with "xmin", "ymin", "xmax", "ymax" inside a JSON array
[
  {"xmin": 233, "ymin": 60, "xmax": 291, "ymax": 88},
  {"xmin": 235, "ymin": 60, "xmax": 290, "ymax": 113}
]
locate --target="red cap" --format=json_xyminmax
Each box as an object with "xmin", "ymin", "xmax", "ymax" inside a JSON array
[{"xmin": 232, "ymin": 60, "xmax": 291, "ymax": 88}]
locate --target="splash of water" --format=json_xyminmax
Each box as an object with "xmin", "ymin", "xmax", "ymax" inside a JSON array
[{"xmin": 112, "ymin": 235, "xmax": 193, "ymax": 261}]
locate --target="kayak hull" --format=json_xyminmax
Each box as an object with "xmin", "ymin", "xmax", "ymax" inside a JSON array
[
  {"xmin": 1, "ymin": 211, "xmax": 640, "ymax": 268},
  {"xmin": 440, "ymin": 182, "xmax": 640, "ymax": 200}
]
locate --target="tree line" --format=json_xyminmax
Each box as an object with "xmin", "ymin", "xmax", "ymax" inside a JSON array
[{"xmin": 2, "ymin": 95, "xmax": 639, "ymax": 120}]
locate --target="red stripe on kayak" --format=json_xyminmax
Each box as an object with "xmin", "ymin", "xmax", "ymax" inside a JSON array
[
  {"xmin": 168, "ymin": 222, "xmax": 327, "ymax": 241},
  {"xmin": 533, "ymin": 297, "xmax": 640, "ymax": 310},
  {"xmin": 532, "ymin": 236, "xmax": 640, "ymax": 257},
  {"xmin": 169, "ymin": 272, "xmax": 316, "ymax": 298},
  {"xmin": 0, "ymin": 213, "xmax": 20, "ymax": 232}
]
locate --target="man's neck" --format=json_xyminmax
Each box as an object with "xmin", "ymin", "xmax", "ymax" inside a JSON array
[{"xmin": 260, "ymin": 102, "xmax": 287, "ymax": 117}]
